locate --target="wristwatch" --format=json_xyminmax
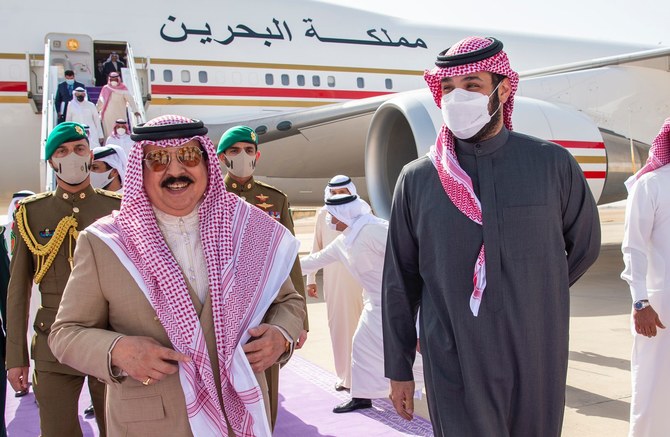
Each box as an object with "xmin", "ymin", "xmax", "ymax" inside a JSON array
[{"xmin": 633, "ymin": 300, "xmax": 651, "ymax": 311}]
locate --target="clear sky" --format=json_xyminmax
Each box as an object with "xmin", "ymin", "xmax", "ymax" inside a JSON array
[{"xmin": 322, "ymin": 0, "xmax": 670, "ymax": 46}]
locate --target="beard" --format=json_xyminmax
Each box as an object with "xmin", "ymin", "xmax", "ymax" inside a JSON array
[{"xmin": 467, "ymin": 91, "xmax": 502, "ymax": 143}]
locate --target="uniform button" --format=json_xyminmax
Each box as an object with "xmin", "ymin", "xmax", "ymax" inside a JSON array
[
  {"xmin": 39, "ymin": 322, "xmax": 44, "ymax": 327},
  {"xmin": 73, "ymin": 207, "xmax": 80, "ymax": 213},
  {"xmin": 476, "ymin": 150, "xmax": 482, "ymax": 154},
  {"xmin": 241, "ymin": 196, "xmax": 247, "ymax": 202},
  {"xmin": 62, "ymin": 193, "xmax": 69, "ymax": 200},
  {"xmin": 246, "ymin": 183, "xmax": 252, "ymax": 189},
  {"xmin": 232, "ymin": 183, "xmax": 238, "ymax": 189},
  {"xmin": 153, "ymin": 316, "xmax": 159, "ymax": 321},
  {"xmin": 79, "ymin": 193, "xmax": 86, "ymax": 199},
  {"xmin": 475, "ymin": 144, "xmax": 481, "ymax": 149}
]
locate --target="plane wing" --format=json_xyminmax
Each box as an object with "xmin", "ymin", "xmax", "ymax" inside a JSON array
[
  {"xmin": 520, "ymin": 46, "xmax": 670, "ymax": 78},
  {"xmin": 205, "ymin": 47, "xmax": 670, "ymax": 213}
]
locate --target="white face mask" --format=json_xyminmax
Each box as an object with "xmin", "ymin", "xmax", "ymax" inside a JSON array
[
  {"xmin": 110, "ymin": 81, "xmax": 119, "ymax": 87},
  {"xmin": 325, "ymin": 212, "xmax": 338, "ymax": 231},
  {"xmin": 90, "ymin": 168, "xmax": 114, "ymax": 189},
  {"xmin": 51, "ymin": 153, "xmax": 91, "ymax": 185},
  {"xmin": 440, "ymin": 83, "xmax": 501, "ymax": 140},
  {"xmin": 224, "ymin": 152, "xmax": 257, "ymax": 179},
  {"xmin": 115, "ymin": 128, "xmax": 126, "ymax": 136}
]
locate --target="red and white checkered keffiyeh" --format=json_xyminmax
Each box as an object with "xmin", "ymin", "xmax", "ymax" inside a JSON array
[
  {"xmin": 626, "ymin": 117, "xmax": 670, "ymax": 190},
  {"xmin": 424, "ymin": 36, "xmax": 519, "ymax": 316},
  {"xmin": 88, "ymin": 114, "xmax": 298, "ymax": 436}
]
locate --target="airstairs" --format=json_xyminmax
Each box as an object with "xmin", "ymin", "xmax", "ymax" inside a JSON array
[{"xmin": 35, "ymin": 34, "xmax": 147, "ymax": 191}]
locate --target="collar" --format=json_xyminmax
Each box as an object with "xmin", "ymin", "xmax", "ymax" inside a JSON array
[
  {"xmin": 55, "ymin": 185, "xmax": 96, "ymax": 204},
  {"xmin": 224, "ymin": 173, "xmax": 255, "ymax": 193},
  {"xmin": 153, "ymin": 203, "xmax": 200, "ymax": 229},
  {"xmin": 455, "ymin": 127, "xmax": 509, "ymax": 157}
]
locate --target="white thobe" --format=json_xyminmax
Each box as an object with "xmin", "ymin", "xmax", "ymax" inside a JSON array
[
  {"xmin": 307, "ymin": 207, "xmax": 363, "ymax": 388},
  {"xmin": 301, "ymin": 222, "xmax": 423, "ymax": 399},
  {"xmin": 66, "ymin": 100, "xmax": 104, "ymax": 143},
  {"xmin": 97, "ymin": 88, "xmax": 138, "ymax": 137},
  {"xmin": 154, "ymin": 206, "xmax": 208, "ymax": 304},
  {"xmin": 621, "ymin": 165, "xmax": 670, "ymax": 437}
]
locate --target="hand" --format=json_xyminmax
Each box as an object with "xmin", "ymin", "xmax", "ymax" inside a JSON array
[
  {"xmin": 633, "ymin": 305, "xmax": 665, "ymax": 337},
  {"xmin": 295, "ymin": 330, "xmax": 308, "ymax": 349},
  {"xmin": 243, "ymin": 324, "xmax": 286, "ymax": 373},
  {"xmin": 111, "ymin": 336, "xmax": 191, "ymax": 385},
  {"xmin": 389, "ymin": 379, "xmax": 415, "ymax": 421},
  {"xmin": 8, "ymin": 367, "xmax": 30, "ymax": 393},
  {"xmin": 307, "ymin": 284, "xmax": 318, "ymax": 298}
]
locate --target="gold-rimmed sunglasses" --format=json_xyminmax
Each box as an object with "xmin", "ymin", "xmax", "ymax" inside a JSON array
[{"xmin": 143, "ymin": 145, "xmax": 205, "ymax": 172}]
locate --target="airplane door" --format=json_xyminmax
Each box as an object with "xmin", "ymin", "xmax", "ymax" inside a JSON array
[{"xmin": 45, "ymin": 33, "xmax": 94, "ymax": 86}]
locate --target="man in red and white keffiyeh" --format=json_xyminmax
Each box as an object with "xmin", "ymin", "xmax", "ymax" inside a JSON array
[
  {"xmin": 625, "ymin": 117, "xmax": 670, "ymax": 189},
  {"xmin": 49, "ymin": 114, "xmax": 306, "ymax": 437},
  {"xmin": 382, "ymin": 36, "xmax": 600, "ymax": 436},
  {"xmin": 96, "ymin": 72, "xmax": 141, "ymax": 138},
  {"xmin": 621, "ymin": 116, "xmax": 670, "ymax": 436}
]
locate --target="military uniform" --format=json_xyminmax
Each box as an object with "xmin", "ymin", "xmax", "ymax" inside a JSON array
[
  {"xmin": 6, "ymin": 185, "xmax": 121, "ymax": 437},
  {"xmin": 224, "ymin": 173, "xmax": 308, "ymax": 427}
]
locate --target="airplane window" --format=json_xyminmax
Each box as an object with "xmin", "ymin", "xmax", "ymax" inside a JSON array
[
  {"xmin": 357, "ymin": 77, "xmax": 365, "ymax": 88},
  {"xmin": 150, "ymin": 69, "xmax": 155, "ymax": 82},
  {"xmin": 327, "ymin": 76, "xmax": 335, "ymax": 87},
  {"xmin": 181, "ymin": 70, "xmax": 191, "ymax": 83},
  {"xmin": 385, "ymin": 78, "xmax": 393, "ymax": 90},
  {"xmin": 281, "ymin": 74, "xmax": 290, "ymax": 86},
  {"xmin": 297, "ymin": 75, "xmax": 305, "ymax": 86},
  {"xmin": 312, "ymin": 75, "xmax": 321, "ymax": 87},
  {"xmin": 163, "ymin": 70, "xmax": 173, "ymax": 83},
  {"xmin": 199, "ymin": 71, "xmax": 208, "ymax": 83},
  {"xmin": 265, "ymin": 74, "xmax": 274, "ymax": 85}
]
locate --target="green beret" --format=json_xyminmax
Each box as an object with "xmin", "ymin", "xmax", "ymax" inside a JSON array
[
  {"xmin": 45, "ymin": 122, "xmax": 88, "ymax": 159},
  {"xmin": 217, "ymin": 125, "xmax": 258, "ymax": 155}
]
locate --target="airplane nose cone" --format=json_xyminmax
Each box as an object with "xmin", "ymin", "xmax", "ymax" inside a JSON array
[{"xmin": 599, "ymin": 129, "xmax": 650, "ymax": 205}]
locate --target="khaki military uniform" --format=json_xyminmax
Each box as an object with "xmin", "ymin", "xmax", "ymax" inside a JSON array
[
  {"xmin": 224, "ymin": 173, "xmax": 308, "ymax": 428},
  {"xmin": 6, "ymin": 185, "xmax": 121, "ymax": 437}
]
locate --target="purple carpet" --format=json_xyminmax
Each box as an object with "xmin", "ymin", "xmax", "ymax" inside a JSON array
[
  {"xmin": 275, "ymin": 355, "xmax": 434, "ymax": 437},
  {"xmin": 5, "ymin": 377, "xmax": 99, "ymax": 436},
  {"xmin": 5, "ymin": 358, "xmax": 434, "ymax": 436}
]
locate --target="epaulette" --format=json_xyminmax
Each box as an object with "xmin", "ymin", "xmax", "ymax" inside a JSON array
[
  {"xmin": 18, "ymin": 191, "xmax": 52, "ymax": 205},
  {"xmin": 255, "ymin": 180, "xmax": 288, "ymax": 198},
  {"xmin": 94, "ymin": 188, "xmax": 123, "ymax": 200}
]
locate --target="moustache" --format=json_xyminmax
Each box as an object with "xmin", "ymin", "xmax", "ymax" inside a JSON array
[{"xmin": 161, "ymin": 175, "xmax": 194, "ymax": 188}]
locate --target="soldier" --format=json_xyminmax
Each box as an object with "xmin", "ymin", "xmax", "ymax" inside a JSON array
[
  {"xmin": 6, "ymin": 122, "xmax": 121, "ymax": 437},
  {"xmin": 217, "ymin": 125, "xmax": 308, "ymax": 428}
]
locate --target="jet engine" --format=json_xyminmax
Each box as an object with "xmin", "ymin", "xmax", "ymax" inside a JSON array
[{"xmin": 365, "ymin": 89, "xmax": 649, "ymax": 218}]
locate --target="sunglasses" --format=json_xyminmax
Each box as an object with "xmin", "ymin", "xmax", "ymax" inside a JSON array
[{"xmin": 143, "ymin": 145, "xmax": 205, "ymax": 172}]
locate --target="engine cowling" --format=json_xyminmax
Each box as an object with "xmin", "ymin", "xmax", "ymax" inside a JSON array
[{"xmin": 365, "ymin": 89, "xmax": 649, "ymax": 218}]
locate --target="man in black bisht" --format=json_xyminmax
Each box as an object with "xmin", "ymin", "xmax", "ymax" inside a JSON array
[{"xmin": 382, "ymin": 36, "xmax": 601, "ymax": 436}]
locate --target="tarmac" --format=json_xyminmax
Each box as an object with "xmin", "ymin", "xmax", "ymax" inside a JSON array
[
  {"xmin": 292, "ymin": 201, "xmax": 634, "ymax": 437},
  {"xmin": 8, "ymin": 201, "xmax": 634, "ymax": 436}
]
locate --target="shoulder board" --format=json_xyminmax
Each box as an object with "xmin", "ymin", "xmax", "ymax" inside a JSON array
[
  {"xmin": 94, "ymin": 188, "xmax": 123, "ymax": 200},
  {"xmin": 255, "ymin": 180, "xmax": 287, "ymax": 197},
  {"xmin": 18, "ymin": 191, "xmax": 53, "ymax": 205}
]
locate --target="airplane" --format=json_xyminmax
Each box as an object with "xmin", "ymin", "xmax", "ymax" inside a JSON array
[{"xmin": 1, "ymin": 0, "xmax": 670, "ymax": 218}]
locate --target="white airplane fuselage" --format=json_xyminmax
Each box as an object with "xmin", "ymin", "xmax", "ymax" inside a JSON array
[{"xmin": 1, "ymin": 0, "xmax": 668, "ymax": 208}]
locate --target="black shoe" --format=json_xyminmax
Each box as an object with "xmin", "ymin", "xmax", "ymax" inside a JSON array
[
  {"xmin": 332, "ymin": 398, "xmax": 372, "ymax": 413},
  {"xmin": 84, "ymin": 404, "xmax": 95, "ymax": 416},
  {"xmin": 334, "ymin": 383, "xmax": 349, "ymax": 392},
  {"xmin": 14, "ymin": 389, "xmax": 28, "ymax": 398}
]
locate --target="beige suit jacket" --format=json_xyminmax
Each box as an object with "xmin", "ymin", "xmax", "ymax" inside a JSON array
[{"xmin": 49, "ymin": 230, "xmax": 306, "ymax": 437}]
